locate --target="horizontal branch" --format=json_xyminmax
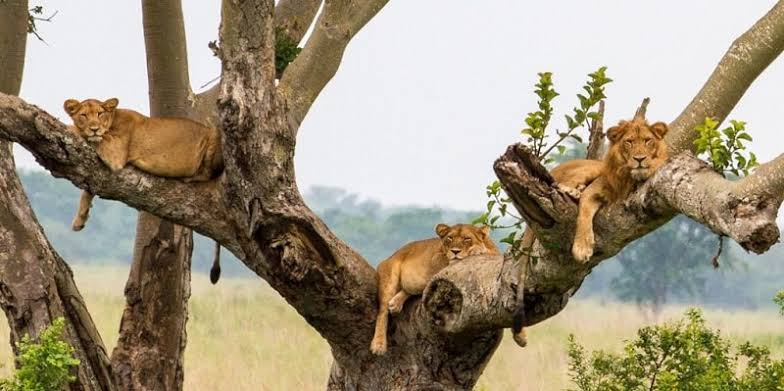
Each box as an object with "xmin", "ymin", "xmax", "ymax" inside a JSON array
[
  {"xmin": 667, "ymin": 1, "xmax": 784, "ymax": 153},
  {"xmin": 0, "ymin": 94, "xmax": 240, "ymax": 254},
  {"xmin": 490, "ymin": 144, "xmax": 781, "ymax": 317}
]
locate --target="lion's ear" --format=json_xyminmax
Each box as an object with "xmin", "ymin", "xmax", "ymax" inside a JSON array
[
  {"xmin": 606, "ymin": 121, "xmax": 628, "ymax": 143},
  {"xmin": 479, "ymin": 225, "xmax": 490, "ymax": 238},
  {"xmin": 103, "ymin": 98, "xmax": 119, "ymax": 111},
  {"xmin": 649, "ymin": 122, "xmax": 669, "ymax": 139},
  {"xmin": 64, "ymin": 99, "xmax": 81, "ymax": 115},
  {"xmin": 435, "ymin": 224, "xmax": 450, "ymax": 238}
]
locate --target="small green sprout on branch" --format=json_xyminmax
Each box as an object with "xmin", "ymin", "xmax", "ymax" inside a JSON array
[
  {"xmin": 775, "ymin": 290, "xmax": 784, "ymax": 316},
  {"xmin": 476, "ymin": 67, "xmax": 612, "ymax": 255},
  {"xmin": 693, "ymin": 117, "xmax": 759, "ymax": 267}
]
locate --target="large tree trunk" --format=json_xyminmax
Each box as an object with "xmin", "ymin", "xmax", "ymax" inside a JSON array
[
  {"xmin": 1, "ymin": 1, "xmax": 784, "ymax": 390},
  {"xmin": 0, "ymin": 1, "xmax": 117, "ymax": 389},
  {"xmin": 110, "ymin": 1, "xmax": 194, "ymax": 390}
]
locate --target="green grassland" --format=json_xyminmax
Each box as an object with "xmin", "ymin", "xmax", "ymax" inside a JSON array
[{"xmin": 0, "ymin": 266, "xmax": 779, "ymax": 390}]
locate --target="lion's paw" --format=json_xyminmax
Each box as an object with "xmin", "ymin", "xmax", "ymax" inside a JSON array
[
  {"xmin": 571, "ymin": 234, "xmax": 595, "ymax": 263},
  {"xmin": 370, "ymin": 338, "xmax": 387, "ymax": 356},
  {"xmin": 558, "ymin": 184, "xmax": 582, "ymax": 200}
]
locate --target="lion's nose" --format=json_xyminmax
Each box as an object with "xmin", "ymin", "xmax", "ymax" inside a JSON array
[
  {"xmin": 633, "ymin": 156, "xmax": 646, "ymax": 164},
  {"xmin": 450, "ymin": 249, "xmax": 460, "ymax": 255},
  {"xmin": 89, "ymin": 127, "xmax": 100, "ymax": 133}
]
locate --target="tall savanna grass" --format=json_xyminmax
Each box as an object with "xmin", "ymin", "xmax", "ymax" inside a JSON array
[{"xmin": 0, "ymin": 266, "xmax": 778, "ymax": 390}]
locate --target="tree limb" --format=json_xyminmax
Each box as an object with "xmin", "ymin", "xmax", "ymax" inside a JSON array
[
  {"xmin": 142, "ymin": 0, "xmax": 193, "ymax": 117},
  {"xmin": 277, "ymin": 0, "xmax": 390, "ymax": 127},
  {"xmin": 0, "ymin": 94, "xmax": 238, "ymax": 254},
  {"xmin": 667, "ymin": 0, "xmax": 784, "ymax": 153},
  {"xmin": 275, "ymin": 0, "xmax": 322, "ymax": 42},
  {"xmin": 193, "ymin": 0, "xmax": 323, "ymax": 126}
]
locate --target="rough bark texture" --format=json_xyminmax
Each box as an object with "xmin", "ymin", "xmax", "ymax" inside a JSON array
[
  {"xmin": 111, "ymin": 214, "xmax": 191, "ymax": 390},
  {"xmin": 110, "ymin": 1, "xmax": 193, "ymax": 389},
  {"xmin": 1, "ymin": 1, "xmax": 784, "ymax": 390},
  {"xmin": 0, "ymin": 2, "xmax": 116, "ymax": 389}
]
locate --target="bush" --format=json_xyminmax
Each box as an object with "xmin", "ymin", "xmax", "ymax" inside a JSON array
[
  {"xmin": 567, "ymin": 309, "xmax": 784, "ymax": 391},
  {"xmin": 0, "ymin": 318, "xmax": 80, "ymax": 391}
]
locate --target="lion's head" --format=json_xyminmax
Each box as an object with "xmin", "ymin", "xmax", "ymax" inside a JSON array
[
  {"xmin": 63, "ymin": 98, "xmax": 119, "ymax": 143},
  {"xmin": 435, "ymin": 223, "xmax": 497, "ymax": 261},
  {"xmin": 603, "ymin": 117, "xmax": 669, "ymax": 200}
]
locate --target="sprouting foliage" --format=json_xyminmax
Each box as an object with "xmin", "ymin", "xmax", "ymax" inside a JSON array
[
  {"xmin": 275, "ymin": 27, "xmax": 302, "ymax": 77},
  {"xmin": 775, "ymin": 290, "xmax": 784, "ymax": 316},
  {"xmin": 0, "ymin": 317, "xmax": 80, "ymax": 391},
  {"xmin": 567, "ymin": 309, "xmax": 784, "ymax": 391},
  {"xmin": 476, "ymin": 68, "xmax": 611, "ymax": 255},
  {"xmin": 694, "ymin": 118, "xmax": 759, "ymax": 178}
]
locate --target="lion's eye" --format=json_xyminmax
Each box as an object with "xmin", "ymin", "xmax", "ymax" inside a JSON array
[
  {"xmin": 79, "ymin": 114, "xmax": 87, "ymax": 119},
  {"xmin": 463, "ymin": 238, "xmax": 472, "ymax": 244},
  {"xmin": 445, "ymin": 237, "xmax": 452, "ymax": 244},
  {"xmin": 624, "ymin": 140, "xmax": 632, "ymax": 147},
  {"xmin": 644, "ymin": 138, "xmax": 653, "ymax": 146}
]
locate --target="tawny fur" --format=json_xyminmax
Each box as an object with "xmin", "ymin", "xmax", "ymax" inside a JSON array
[
  {"xmin": 510, "ymin": 118, "xmax": 668, "ymax": 347},
  {"xmin": 64, "ymin": 97, "xmax": 225, "ymax": 282},
  {"xmin": 369, "ymin": 224, "xmax": 500, "ymax": 355}
]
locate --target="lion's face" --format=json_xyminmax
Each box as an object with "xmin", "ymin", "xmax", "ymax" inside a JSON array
[
  {"xmin": 63, "ymin": 98, "xmax": 119, "ymax": 143},
  {"xmin": 606, "ymin": 118, "xmax": 668, "ymax": 181},
  {"xmin": 435, "ymin": 223, "xmax": 492, "ymax": 261}
]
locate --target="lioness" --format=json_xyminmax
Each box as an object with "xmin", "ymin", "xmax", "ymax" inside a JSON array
[
  {"xmin": 369, "ymin": 223, "xmax": 501, "ymax": 355},
  {"xmin": 510, "ymin": 117, "xmax": 669, "ymax": 347},
  {"xmin": 64, "ymin": 97, "xmax": 225, "ymax": 282}
]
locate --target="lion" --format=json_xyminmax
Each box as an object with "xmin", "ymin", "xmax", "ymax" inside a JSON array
[
  {"xmin": 369, "ymin": 223, "xmax": 501, "ymax": 355},
  {"xmin": 510, "ymin": 117, "xmax": 669, "ymax": 347},
  {"xmin": 64, "ymin": 97, "xmax": 225, "ymax": 283}
]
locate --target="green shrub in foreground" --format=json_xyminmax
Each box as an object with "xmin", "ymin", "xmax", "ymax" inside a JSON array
[
  {"xmin": 567, "ymin": 309, "xmax": 784, "ymax": 391},
  {"xmin": 0, "ymin": 318, "xmax": 80, "ymax": 391}
]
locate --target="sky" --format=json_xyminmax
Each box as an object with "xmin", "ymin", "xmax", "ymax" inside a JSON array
[{"xmin": 12, "ymin": 1, "xmax": 784, "ymax": 211}]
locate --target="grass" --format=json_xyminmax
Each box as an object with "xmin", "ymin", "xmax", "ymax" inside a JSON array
[{"xmin": 0, "ymin": 265, "xmax": 779, "ymax": 390}]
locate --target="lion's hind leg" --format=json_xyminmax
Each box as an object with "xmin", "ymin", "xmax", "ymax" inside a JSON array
[{"xmin": 370, "ymin": 259, "xmax": 401, "ymax": 355}]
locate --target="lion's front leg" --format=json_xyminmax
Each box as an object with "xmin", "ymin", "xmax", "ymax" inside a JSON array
[
  {"xmin": 95, "ymin": 136, "xmax": 128, "ymax": 172},
  {"xmin": 571, "ymin": 183, "xmax": 604, "ymax": 263},
  {"xmin": 71, "ymin": 191, "xmax": 94, "ymax": 231}
]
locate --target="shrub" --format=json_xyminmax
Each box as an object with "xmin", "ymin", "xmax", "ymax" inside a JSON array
[
  {"xmin": 0, "ymin": 318, "xmax": 80, "ymax": 391},
  {"xmin": 567, "ymin": 309, "xmax": 784, "ymax": 391}
]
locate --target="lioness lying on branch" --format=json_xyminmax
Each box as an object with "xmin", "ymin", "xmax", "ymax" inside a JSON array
[
  {"xmin": 511, "ymin": 112, "xmax": 669, "ymax": 347},
  {"xmin": 370, "ymin": 223, "xmax": 502, "ymax": 355},
  {"xmin": 63, "ymin": 97, "xmax": 225, "ymax": 283}
]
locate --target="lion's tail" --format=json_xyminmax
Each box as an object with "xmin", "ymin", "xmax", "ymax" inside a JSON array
[{"xmin": 210, "ymin": 240, "xmax": 221, "ymax": 284}]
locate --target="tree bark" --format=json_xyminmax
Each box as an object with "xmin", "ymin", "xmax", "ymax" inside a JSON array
[
  {"xmin": 110, "ymin": 1, "xmax": 193, "ymax": 390},
  {"xmin": 1, "ymin": 1, "xmax": 783, "ymax": 390},
  {"xmin": 0, "ymin": 2, "xmax": 116, "ymax": 389}
]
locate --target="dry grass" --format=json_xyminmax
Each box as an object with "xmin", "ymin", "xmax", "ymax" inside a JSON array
[{"xmin": 0, "ymin": 265, "xmax": 779, "ymax": 390}]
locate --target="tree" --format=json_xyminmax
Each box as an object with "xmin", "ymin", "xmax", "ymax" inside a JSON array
[
  {"xmin": 2, "ymin": 1, "xmax": 784, "ymax": 390},
  {"xmin": 610, "ymin": 216, "xmax": 722, "ymax": 317}
]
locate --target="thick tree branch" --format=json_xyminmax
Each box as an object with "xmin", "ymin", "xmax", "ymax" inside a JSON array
[
  {"xmin": 275, "ymin": 0, "xmax": 322, "ymax": 42},
  {"xmin": 277, "ymin": 0, "xmax": 389, "ymax": 127},
  {"xmin": 0, "ymin": 94, "xmax": 239, "ymax": 254},
  {"xmin": 142, "ymin": 0, "xmax": 193, "ymax": 117},
  {"xmin": 422, "ymin": 145, "xmax": 784, "ymax": 333},
  {"xmin": 667, "ymin": 0, "xmax": 784, "ymax": 153},
  {"xmin": 193, "ymin": 0, "xmax": 322, "ymax": 126}
]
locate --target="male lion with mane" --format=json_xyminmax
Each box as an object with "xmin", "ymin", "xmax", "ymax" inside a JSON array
[
  {"xmin": 510, "ymin": 116, "xmax": 669, "ymax": 347},
  {"xmin": 370, "ymin": 223, "xmax": 502, "ymax": 355},
  {"xmin": 63, "ymin": 97, "xmax": 225, "ymax": 283}
]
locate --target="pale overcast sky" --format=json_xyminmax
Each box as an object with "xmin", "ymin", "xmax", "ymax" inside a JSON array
[{"xmin": 12, "ymin": 1, "xmax": 784, "ymax": 211}]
